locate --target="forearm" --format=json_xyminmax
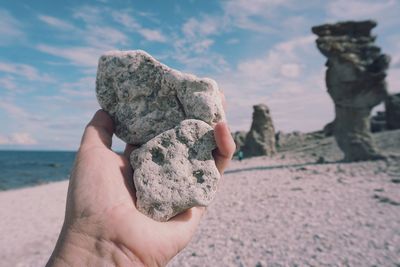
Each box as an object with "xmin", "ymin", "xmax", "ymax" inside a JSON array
[{"xmin": 47, "ymin": 225, "xmax": 145, "ymax": 267}]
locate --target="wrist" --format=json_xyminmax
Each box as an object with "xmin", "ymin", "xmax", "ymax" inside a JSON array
[{"xmin": 47, "ymin": 223, "xmax": 145, "ymax": 267}]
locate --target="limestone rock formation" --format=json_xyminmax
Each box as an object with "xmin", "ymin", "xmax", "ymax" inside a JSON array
[
  {"xmin": 232, "ymin": 131, "xmax": 247, "ymax": 153},
  {"xmin": 312, "ymin": 20, "xmax": 390, "ymax": 161},
  {"xmin": 130, "ymin": 119, "xmax": 219, "ymax": 222},
  {"xmin": 386, "ymin": 93, "xmax": 400, "ymax": 130},
  {"xmin": 323, "ymin": 121, "xmax": 334, "ymax": 137},
  {"xmin": 96, "ymin": 50, "xmax": 225, "ymax": 145},
  {"xmin": 242, "ymin": 104, "xmax": 276, "ymax": 157},
  {"xmin": 370, "ymin": 111, "xmax": 386, "ymax": 133}
]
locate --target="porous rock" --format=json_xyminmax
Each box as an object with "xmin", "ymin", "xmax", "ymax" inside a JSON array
[
  {"xmin": 96, "ymin": 50, "xmax": 225, "ymax": 145},
  {"xmin": 312, "ymin": 20, "xmax": 389, "ymax": 161},
  {"xmin": 130, "ymin": 119, "xmax": 220, "ymax": 222},
  {"xmin": 242, "ymin": 104, "xmax": 276, "ymax": 157}
]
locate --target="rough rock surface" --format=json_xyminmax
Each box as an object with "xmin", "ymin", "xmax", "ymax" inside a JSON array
[
  {"xmin": 385, "ymin": 93, "xmax": 400, "ymax": 130},
  {"xmin": 323, "ymin": 121, "xmax": 334, "ymax": 137},
  {"xmin": 232, "ymin": 131, "xmax": 247, "ymax": 154},
  {"xmin": 130, "ymin": 119, "xmax": 220, "ymax": 222},
  {"xmin": 242, "ymin": 104, "xmax": 276, "ymax": 157},
  {"xmin": 312, "ymin": 20, "xmax": 390, "ymax": 161},
  {"xmin": 370, "ymin": 111, "xmax": 386, "ymax": 133},
  {"xmin": 96, "ymin": 50, "xmax": 225, "ymax": 145},
  {"xmin": 275, "ymin": 131, "xmax": 325, "ymax": 152}
]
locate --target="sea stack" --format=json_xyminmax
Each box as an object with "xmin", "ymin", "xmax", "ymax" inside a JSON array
[
  {"xmin": 312, "ymin": 20, "xmax": 390, "ymax": 161},
  {"xmin": 243, "ymin": 104, "xmax": 276, "ymax": 157},
  {"xmin": 385, "ymin": 93, "xmax": 400, "ymax": 130}
]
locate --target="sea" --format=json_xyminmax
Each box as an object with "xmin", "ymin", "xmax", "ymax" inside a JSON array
[{"xmin": 0, "ymin": 150, "xmax": 76, "ymax": 191}]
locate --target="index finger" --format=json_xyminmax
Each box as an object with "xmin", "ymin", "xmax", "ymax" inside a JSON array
[{"xmin": 213, "ymin": 121, "xmax": 235, "ymax": 174}]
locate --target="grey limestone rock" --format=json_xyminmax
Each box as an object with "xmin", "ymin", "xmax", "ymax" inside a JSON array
[
  {"xmin": 312, "ymin": 20, "xmax": 389, "ymax": 161},
  {"xmin": 385, "ymin": 93, "xmax": 400, "ymax": 130},
  {"xmin": 130, "ymin": 119, "xmax": 220, "ymax": 222},
  {"xmin": 232, "ymin": 131, "xmax": 247, "ymax": 154},
  {"xmin": 96, "ymin": 50, "xmax": 225, "ymax": 145},
  {"xmin": 242, "ymin": 104, "xmax": 276, "ymax": 157}
]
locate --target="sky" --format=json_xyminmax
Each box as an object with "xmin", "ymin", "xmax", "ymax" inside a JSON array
[{"xmin": 0, "ymin": 0, "xmax": 399, "ymax": 151}]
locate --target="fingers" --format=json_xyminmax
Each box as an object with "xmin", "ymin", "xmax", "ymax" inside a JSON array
[
  {"xmin": 213, "ymin": 122, "xmax": 235, "ymax": 174},
  {"xmin": 124, "ymin": 144, "xmax": 137, "ymax": 159},
  {"xmin": 80, "ymin": 110, "xmax": 114, "ymax": 150}
]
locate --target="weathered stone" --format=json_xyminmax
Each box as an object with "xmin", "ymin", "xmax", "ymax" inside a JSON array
[
  {"xmin": 386, "ymin": 93, "xmax": 400, "ymax": 130},
  {"xmin": 275, "ymin": 131, "xmax": 325, "ymax": 152},
  {"xmin": 96, "ymin": 50, "xmax": 225, "ymax": 145},
  {"xmin": 232, "ymin": 131, "xmax": 247, "ymax": 154},
  {"xmin": 130, "ymin": 119, "xmax": 220, "ymax": 222},
  {"xmin": 312, "ymin": 20, "xmax": 389, "ymax": 161},
  {"xmin": 323, "ymin": 121, "xmax": 334, "ymax": 137},
  {"xmin": 370, "ymin": 111, "xmax": 386, "ymax": 133},
  {"xmin": 242, "ymin": 104, "xmax": 276, "ymax": 157}
]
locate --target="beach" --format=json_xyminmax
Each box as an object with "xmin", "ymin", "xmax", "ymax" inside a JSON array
[{"xmin": 1, "ymin": 130, "xmax": 399, "ymax": 266}]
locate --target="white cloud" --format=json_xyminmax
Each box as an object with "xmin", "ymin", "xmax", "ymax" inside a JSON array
[
  {"xmin": 0, "ymin": 62, "xmax": 54, "ymax": 82},
  {"xmin": 137, "ymin": 28, "xmax": 167, "ymax": 42},
  {"xmin": 85, "ymin": 26, "xmax": 129, "ymax": 46},
  {"xmin": 38, "ymin": 15, "xmax": 75, "ymax": 30},
  {"xmin": 222, "ymin": 0, "xmax": 291, "ymax": 32},
  {"xmin": 0, "ymin": 133, "xmax": 37, "ymax": 145},
  {"xmin": 0, "ymin": 100, "xmax": 30, "ymax": 118},
  {"xmin": 0, "ymin": 9, "xmax": 24, "ymax": 45},
  {"xmin": 182, "ymin": 16, "xmax": 222, "ymax": 38},
  {"xmin": 217, "ymin": 35, "xmax": 333, "ymax": 133},
  {"xmin": 60, "ymin": 76, "xmax": 95, "ymax": 97},
  {"xmin": 327, "ymin": 0, "xmax": 398, "ymax": 21},
  {"xmin": 36, "ymin": 45, "xmax": 102, "ymax": 67},
  {"xmin": 111, "ymin": 11, "xmax": 167, "ymax": 43},
  {"xmin": 227, "ymin": 38, "xmax": 239, "ymax": 44},
  {"xmin": 0, "ymin": 76, "xmax": 17, "ymax": 90},
  {"xmin": 280, "ymin": 63, "xmax": 301, "ymax": 78}
]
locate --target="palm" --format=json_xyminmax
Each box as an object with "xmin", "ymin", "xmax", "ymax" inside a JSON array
[{"xmin": 55, "ymin": 110, "xmax": 235, "ymax": 267}]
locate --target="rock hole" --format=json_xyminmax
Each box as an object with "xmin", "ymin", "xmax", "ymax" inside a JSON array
[
  {"xmin": 193, "ymin": 170, "xmax": 205, "ymax": 184},
  {"xmin": 151, "ymin": 147, "xmax": 165, "ymax": 165}
]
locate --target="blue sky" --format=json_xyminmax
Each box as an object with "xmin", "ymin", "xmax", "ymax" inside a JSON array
[{"xmin": 0, "ymin": 0, "xmax": 399, "ymax": 151}]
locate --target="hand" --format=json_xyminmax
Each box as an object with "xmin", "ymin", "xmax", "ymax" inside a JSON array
[{"xmin": 46, "ymin": 110, "xmax": 235, "ymax": 267}]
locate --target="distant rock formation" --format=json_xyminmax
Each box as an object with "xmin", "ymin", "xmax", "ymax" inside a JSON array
[
  {"xmin": 232, "ymin": 131, "xmax": 247, "ymax": 154},
  {"xmin": 312, "ymin": 20, "xmax": 389, "ymax": 161},
  {"xmin": 370, "ymin": 111, "xmax": 386, "ymax": 133},
  {"xmin": 386, "ymin": 93, "xmax": 400, "ymax": 130},
  {"xmin": 276, "ymin": 131, "xmax": 325, "ymax": 152},
  {"xmin": 242, "ymin": 104, "xmax": 276, "ymax": 157},
  {"xmin": 323, "ymin": 121, "xmax": 334, "ymax": 137}
]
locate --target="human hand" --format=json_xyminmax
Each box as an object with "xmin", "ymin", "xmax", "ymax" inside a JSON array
[{"xmin": 46, "ymin": 110, "xmax": 235, "ymax": 267}]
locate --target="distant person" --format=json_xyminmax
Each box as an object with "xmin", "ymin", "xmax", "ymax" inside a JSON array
[
  {"xmin": 46, "ymin": 110, "xmax": 235, "ymax": 267},
  {"xmin": 238, "ymin": 150, "xmax": 244, "ymax": 161}
]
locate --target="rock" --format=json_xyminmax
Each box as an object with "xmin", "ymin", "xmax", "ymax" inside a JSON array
[
  {"xmin": 276, "ymin": 131, "xmax": 305, "ymax": 151},
  {"xmin": 323, "ymin": 121, "xmax": 334, "ymax": 137},
  {"xmin": 276, "ymin": 131, "xmax": 325, "ymax": 152},
  {"xmin": 242, "ymin": 104, "xmax": 276, "ymax": 157},
  {"xmin": 232, "ymin": 131, "xmax": 247, "ymax": 153},
  {"xmin": 130, "ymin": 119, "xmax": 220, "ymax": 222},
  {"xmin": 312, "ymin": 20, "xmax": 389, "ymax": 161},
  {"xmin": 386, "ymin": 93, "xmax": 400, "ymax": 130},
  {"xmin": 96, "ymin": 50, "xmax": 225, "ymax": 145},
  {"xmin": 370, "ymin": 111, "xmax": 386, "ymax": 133}
]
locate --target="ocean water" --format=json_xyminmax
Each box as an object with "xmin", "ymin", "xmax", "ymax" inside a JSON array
[{"xmin": 0, "ymin": 150, "xmax": 76, "ymax": 191}]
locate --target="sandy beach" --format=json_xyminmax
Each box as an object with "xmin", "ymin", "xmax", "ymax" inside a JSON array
[{"xmin": 1, "ymin": 130, "xmax": 399, "ymax": 266}]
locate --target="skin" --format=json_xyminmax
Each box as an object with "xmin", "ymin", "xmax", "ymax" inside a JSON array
[{"xmin": 46, "ymin": 110, "xmax": 235, "ymax": 267}]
